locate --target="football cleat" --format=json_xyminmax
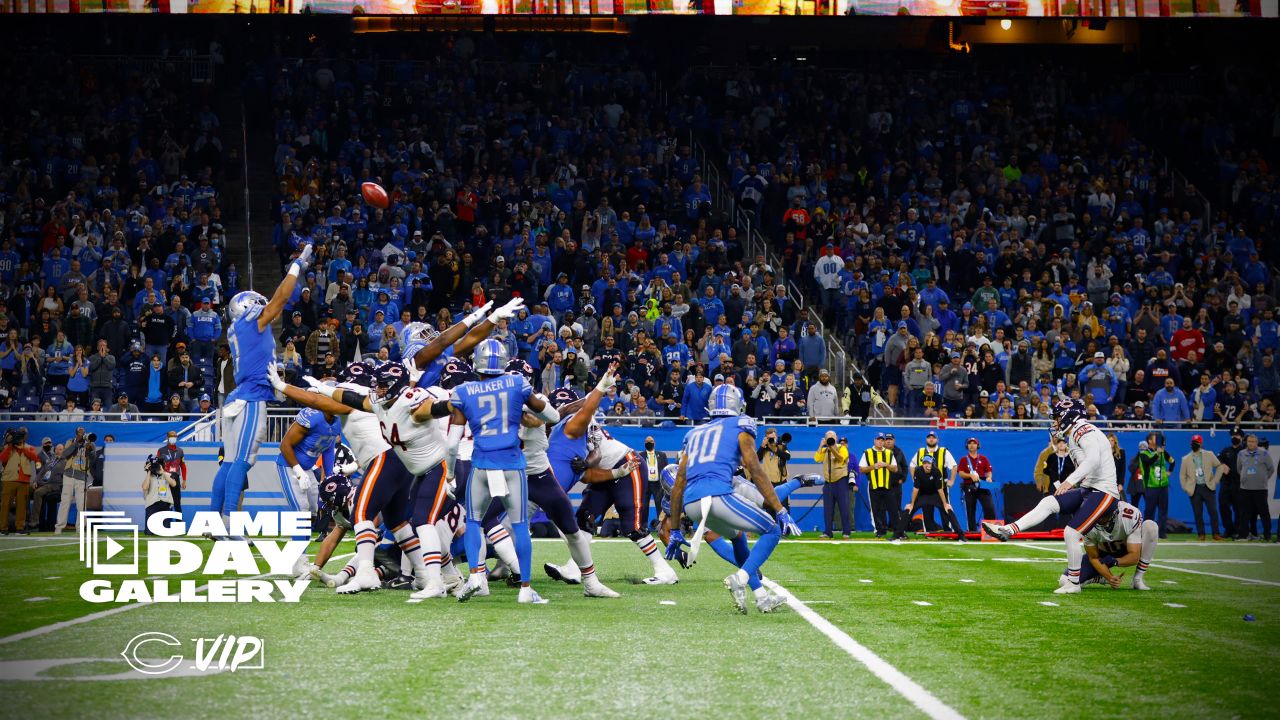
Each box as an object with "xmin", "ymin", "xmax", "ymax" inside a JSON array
[
  {"xmin": 544, "ymin": 562, "xmax": 583, "ymax": 585},
  {"xmin": 641, "ymin": 569, "xmax": 679, "ymax": 586},
  {"xmin": 383, "ymin": 574, "xmax": 415, "ymax": 591},
  {"xmin": 799, "ymin": 474, "xmax": 826, "ymax": 487},
  {"xmin": 982, "ymin": 522, "xmax": 1012, "ymax": 542},
  {"xmin": 336, "ymin": 568, "xmax": 382, "ymax": 594},
  {"xmin": 455, "ymin": 574, "xmax": 490, "ymax": 602},
  {"xmin": 409, "ymin": 583, "xmax": 447, "ymax": 600},
  {"xmin": 442, "ymin": 569, "xmax": 466, "ymax": 592},
  {"xmin": 1133, "ymin": 576, "xmax": 1151, "ymax": 591},
  {"xmin": 726, "ymin": 571, "xmax": 749, "ymax": 614},
  {"xmin": 583, "ymin": 578, "xmax": 621, "ymax": 598},
  {"xmin": 291, "ymin": 556, "xmax": 311, "ymax": 581},
  {"xmin": 1053, "ymin": 580, "xmax": 1082, "ymax": 595},
  {"xmin": 309, "ymin": 564, "xmax": 337, "ymax": 588},
  {"xmin": 756, "ymin": 592, "xmax": 787, "ymax": 614},
  {"xmin": 517, "ymin": 586, "xmax": 549, "ymax": 605}
]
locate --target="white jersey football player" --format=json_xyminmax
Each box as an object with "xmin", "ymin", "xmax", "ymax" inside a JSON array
[
  {"xmin": 985, "ymin": 398, "xmax": 1123, "ymax": 593},
  {"xmin": 1065, "ymin": 500, "xmax": 1158, "ymax": 591}
]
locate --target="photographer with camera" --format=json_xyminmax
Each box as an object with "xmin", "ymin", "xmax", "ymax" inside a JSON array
[
  {"xmin": 757, "ymin": 429, "xmax": 791, "ymax": 504},
  {"xmin": 816, "ymin": 430, "xmax": 853, "ymax": 538},
  {"xmin": 0, "ymin": 428, "xmax": 40, "ymax": 535},
  {"xmin": 54, "ymin": 427, "xmax": 95, "ymax": 534},
  {"xmin": 29, "ymin": 443, "xmax": 64, "ymax": 531},
  {"xmin": 142, "ymin": 454, "xmax": 177, "ymax": 533}
]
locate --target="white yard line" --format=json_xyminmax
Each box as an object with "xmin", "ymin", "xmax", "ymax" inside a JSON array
[
  {"xmin": 0, "ymin": 541, "xmax": 78, "ymax": 553},
  {"xmin": 0, "ymin": 552, "xmax": 355, "ymax": 646},
  {"xmin": 762, "ymin": 579, "xmax": 967, "ymax": 720},
  {"xmin": 1011, "ymin": 542, "xmax": 1280, "ymax": 587}
]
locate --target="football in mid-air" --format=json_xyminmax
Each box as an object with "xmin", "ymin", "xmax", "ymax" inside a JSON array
[{"xmin": 361, "ymin": 181, "xmax": 389, "ymax": 209}]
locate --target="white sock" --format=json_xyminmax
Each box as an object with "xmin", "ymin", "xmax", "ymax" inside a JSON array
[
  {"xmin": 1010, "ymin": 496, "xmax": 1061, "ymax": 534},
  {"xmin": 753, "ymin": 586, "xmax": 769, "ymax": 600},
  {"xmin": 634, "ymin": 533, "xmax": 671, "ymax": 572},
  {"xmin": 392, "ymin": 523, "xmax": 427, "ymax": 578},
  {"xmin": 566, "ymin": 531, "xmax": 597, "ymax": 581},
  {"xmin": 1137, "ymin": 519, "xmax": 1158, "ymax": 578},
  {"xmin": 1063, "ymin": 526, "xmax": 1083, "ymax": 585},
  {"xmin": 353, "ymin": 521, "xmax": 378, "ymax": 572},
  {"xmin": 486, "ymin": 525, "xmax": 521, "ymax": 576},
  {"xmin": 416, "ymin": 523, "xmax": 444, "ymax": 586},
  {"xmin": 434, "ymin": 520, "xmax": 463, "ymax": 580}
]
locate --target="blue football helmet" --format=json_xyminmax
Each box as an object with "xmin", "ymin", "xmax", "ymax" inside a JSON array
[
  {"xmin": 473, "ymin": 339, "xmax": 509, "ymax": 375},
  {"xmin": 659, "ymin": 463, "xmax": 678, "ymax": 495},
  {"xmin": 319, "ymin": 473, "xmax": 353, "ymax": 512},
  {"xmin": 374, "ymin": 362, "xmax": 410, "ymax": 406},
  {"xmin": 549, "ymin": 386, "xmax": 581, "ymax": 409},
  {"xmin": 439, "ymin": 357, "xmax": 478, "ymax": 390},
  {"xmin": 1051, "ymin": 397, "xmax": 1087, "ymax": 438},
  {"xmin": 505, "ymin": 357, "xmax": 535, "ymax": 382},
  {"xmin": 707, "ymin": 384, "xmax": 744, "ymax": 417}
]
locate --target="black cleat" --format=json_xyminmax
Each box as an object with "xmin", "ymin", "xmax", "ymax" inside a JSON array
[
  {"xmin": 544, "ymin": 563, "xmax": 582, "ymax": 585},
  {"xmin": 383, "ymin": 574, "xmax": 415, "ymax": 590}
]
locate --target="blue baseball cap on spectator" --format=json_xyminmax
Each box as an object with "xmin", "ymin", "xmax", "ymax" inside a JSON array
[
  {"xmin": 962, "ymin": 302, "xmax": 973, "ymax": 310},
  {"xmin": 896, "ymin": 321, "xmax": 908, "ymax": 329}
]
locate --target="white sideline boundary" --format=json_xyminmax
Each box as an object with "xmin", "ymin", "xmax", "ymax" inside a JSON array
[
  {"xmin": 1011, "ymin": 542, "xmax": 1280, "ymax": 587},
  {"xmin": 0, "ymin": 541, "xmax": 78, "ymax": 553},
  {"xmin": 762, "ymin": 578, "xmax": 967, "ymax": 720},
  {"xmin": 0, "ymin": 552, "xmax": 355, "ymax": 646}
]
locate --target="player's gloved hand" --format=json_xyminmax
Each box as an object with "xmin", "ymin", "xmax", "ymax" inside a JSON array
[
  {"xmin": 290, "ymin": 464, "xmax": 314, "ymax": 492},
  {"xmin": 291, "ymin": 244, "xmax": 314, "ymax": 274},
  {"xmin": 266, "ymin": 363, "xmax": 288, "ymax": 392},
  {"xmin": 569, "ymin": 455, "xmax": 588, "ymax": 474},
  {"xmin": 463, "ymin": 300, "xmax": 495, "ymax": 328},
  {"xmin": 488, "ymin": 297, "xmax": 525, "ymax": 322},
  {"xmin": 665, "ymin": 530, "xmax": 688, "ymax": 561},
  {"xmin": 595, "ymin": 366, "xmax": 618, "ymax": 393},
  {"xmin": 776, "ymin": 509, "xmax": 802, "ymax": 537}
]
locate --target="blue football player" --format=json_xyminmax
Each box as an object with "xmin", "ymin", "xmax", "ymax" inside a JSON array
[
  {"xmin": 401, "ymin": 298, "xmax": 525, "ymax": 389},
  {"xmin": 436, "ymin": 338, "xmax": 561, "ymax": 604},
  {"xmin": 667, "ymin": 384, "xmax": 796, "ymax": 614},
  {"xmin": 659, "ymin": 465, "xmax": 820, "ymax": 576},
  {"xmin": 211, "ymin": 244, "xmax": 313, "ymax": 533},
  {"xmin": 276, "ymin": 403, "xmax": 342, "ymax": 576}
]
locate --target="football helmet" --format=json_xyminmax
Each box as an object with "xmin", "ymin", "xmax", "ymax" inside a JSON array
[
  {"xmin": 550, "ymin": 387, "xmax": 581, "ymax": 409},
  {"xmin": 473, "ymin": 339, "xmax": 510, "ymax": 375},
  {"xmin": 659, "ymin": 463, "xmax": 678, "ymax": 495},
  {"xmin": 505, "ymin": 357, "xmax": 535, "ymax": 382},
  {"xmin": 374, "ymin": 362, "xmax": 411, "ymax": 406},
  {"xmin": 226, "ymin": 290, "xmax": 267, "ymax": 323},
  {"xmin": 338, "ymin": 360, "xmax": 376, "ymax": 390},
  {"xmin": 707, "ymin": 384, "xmax": 744, "ymax": 417},
  {"xmin": 319, "ymin": 473, "xmax": 353, "ymax": 512},
  {"xmin": 439, "ymin": 357, "xmax": 478, "ymax": 390},
  {"xmin": 1050, "ymin": 398, "xmax": 1087, "ymax": 439}
]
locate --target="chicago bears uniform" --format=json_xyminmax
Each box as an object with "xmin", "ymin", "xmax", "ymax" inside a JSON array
[
  {"xmin": 1068, "ymin": 501, "xmax": 1159, "ymax": 590},
  {"xmin": 985, "ymin": 399, "xmax": 1125, "ymax": 593},
  {"xmin": 582, "ymin": 432, "xmax": 678, "ymax": 585}
]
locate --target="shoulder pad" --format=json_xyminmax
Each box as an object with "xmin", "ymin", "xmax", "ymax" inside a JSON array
[
  {"xmin": 295, "ymin": 408, "xmax": 318, "ymax": 428},
  {"xmin": 736, "ymin": 416, "xmax": 758, "ymax": 437}
]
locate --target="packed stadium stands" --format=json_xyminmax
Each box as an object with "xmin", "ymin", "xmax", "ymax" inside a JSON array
[{"xmin": 0, "ymin": 28, "xmax": 1275, "ymax": 430}]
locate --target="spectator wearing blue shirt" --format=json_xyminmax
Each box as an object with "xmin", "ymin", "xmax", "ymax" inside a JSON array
[
  {"xmin": 1189, "ymin": 375, "xmax": 1218, "ymax": 424},
  {"xmin": 1158, "ymin": 304, "xmax": 1182, "ymax": 344},
  {"xmin": 797, "ymin": 322, "xmax": 827, "ymax": 377},
  {"xmin": 699, "ymin": 286, "xmax": 725, "ymax": 328},
  {"xmin": 1077, "ymin": 352, "xmax": 1120, "ymax": 414},
  {"xmin": 1151, "ymin": 377, "xmax": 1190, "ymax": 425},
  {"xmin": 983, "ymin": 298, "xmax": 1012, "ymax": 335},
  {"xmin": 545, "ymin": 272, "xmax": 576, "ymax": 322},
  {"xmin": 919, "ymin": 278, "xmax": 950, "ymax": 316},
  {"xmin": 1254, "ymin": 308, "xmax": 1279, "ymax": 352},
  {"xmin": 189, "ymin": 299, "xmax": 221, "ymax": 363},
  {"xmin": 681, "ymin": 369, "xmax": 712, "ymax": 423}
]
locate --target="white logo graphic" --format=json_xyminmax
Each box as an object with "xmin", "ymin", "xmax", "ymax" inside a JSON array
[
  {"xmin": 78, "ymin": 511, "xmax": 139, "ymax": 575},
  {"xmin": 78, "ymin": 511, "xmax": 310, "ymax": 604},
  {"xmin": 121, "ymin": 632, "xmax": 265, "ymax": 675}
]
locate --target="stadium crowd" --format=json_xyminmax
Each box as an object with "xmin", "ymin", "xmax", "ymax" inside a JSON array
[
  {"xmin": 673, "ymin": 60, "xmax": 1278, "ymax": 426},
  {"xmin": 1, "ymin": 39, "xmax": 1275, "ymax": 430}
]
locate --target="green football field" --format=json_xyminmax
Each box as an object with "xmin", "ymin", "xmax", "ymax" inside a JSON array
[{"xmin": 1, "ymin": 534, "xmax": 1277, "ymax": 720}]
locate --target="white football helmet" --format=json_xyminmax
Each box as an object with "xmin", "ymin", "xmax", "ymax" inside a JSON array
[{"xmin": 227, "ymin": 291, "xmax": 268, "ymax": 322}]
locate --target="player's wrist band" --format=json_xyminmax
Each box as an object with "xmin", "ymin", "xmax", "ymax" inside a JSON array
[
  {"xmin": 287, "ymin": 262, "xmax": 302, "ymax": 278},
  {"xmin": 612, "ymin": 466, "xmax": 630, "ymax": 479}
]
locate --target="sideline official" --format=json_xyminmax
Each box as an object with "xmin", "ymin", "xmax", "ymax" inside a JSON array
[
  {"xmin": 860, "ymin": 433, "xmax": 898, "ymax": 538},
  {"xmin": 909, "ymin": 431, "xmax": 957, "ymax": 532}
]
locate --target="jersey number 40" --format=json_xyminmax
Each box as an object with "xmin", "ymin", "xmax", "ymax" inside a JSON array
[{"xmin": 685, "ymin": 424, "xmax": 724, "ymax": 464}]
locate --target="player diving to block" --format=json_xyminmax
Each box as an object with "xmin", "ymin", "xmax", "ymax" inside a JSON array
[
  {"xmin": 666, "ymin": 384, "xmax": 798, "ymax": 614},
  {"xmin": 276, "ymin": 403, "xmax": 342, "ymax": 577},
  {"xmin": 1065, "ymin": 500, "xmax": 1158, "ymax": 591},
  {"xmin": 983, "ymin": 398, "xmax": 1123, "ymax": 594},
  {"xmin": 211, "ymin": 243, "xmax": 313, "ymax": 533}
]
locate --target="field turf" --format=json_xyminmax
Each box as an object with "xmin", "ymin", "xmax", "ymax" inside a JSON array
[{"xmin": 0, "ymin": 534, "xmax": 1277, "ymax": 720}]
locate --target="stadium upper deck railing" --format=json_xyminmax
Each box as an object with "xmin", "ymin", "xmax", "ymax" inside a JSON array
[{"xmin": 68, "ymin": 54, "xmax": 215, "ymax": 84}]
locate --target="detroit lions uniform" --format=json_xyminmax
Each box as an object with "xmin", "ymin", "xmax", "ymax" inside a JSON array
[
  {"xmin": 451, "ymin": 373, "xmax": 534, "ymax": 523},
  {"xmin": 275, "ymin": 407, "xmax": 341, "ymax": 514},
  {"xmin": 211, "ymin": 301, "xmax": 275, "ymax": 516}
]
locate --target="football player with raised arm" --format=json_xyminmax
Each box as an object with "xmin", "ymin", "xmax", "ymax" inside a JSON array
[
  {"xmin": 667, "ymin": 384, "xmax": 798, "ymax": 614},
  {"xmin": 211, "ymin": 244, "xmax": 312, "ymax": 531}
]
